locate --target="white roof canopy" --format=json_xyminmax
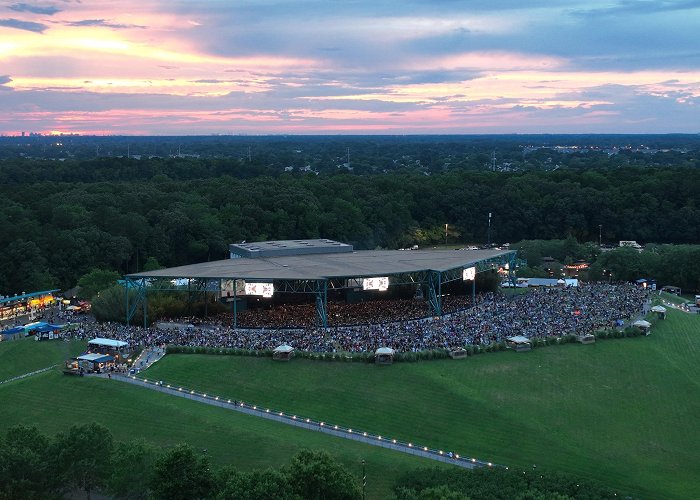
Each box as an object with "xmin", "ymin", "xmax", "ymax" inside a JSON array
[
  {"xmin": 375, "ymin": 347, "xmax": 395, "ymax": 355},
  {"xmin": 88, "ymin": 338, "xmax": 128, "ymax": 348},
  {"xmin": 633, "ymin": 320, "xmax": 652, "ymax": 328},
  {"xmin": 651, "ymin": 305, "xmax": 667, "ymax": 313},
  {"xmin": 273, "ymin": 344, "xmax": 294, "ymax": 353}
]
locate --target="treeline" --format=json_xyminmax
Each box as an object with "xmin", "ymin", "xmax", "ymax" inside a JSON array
[
  {"xmin": 1, "ymin": 159, "xmax": 699, "ymax": 294},
  {"xmin": 513, "ymin": 239, "xmax": 700, "ymax": 292},
  {"xmin": 0, "ymin": 423, "xmax": 623, "ymax": 499}
]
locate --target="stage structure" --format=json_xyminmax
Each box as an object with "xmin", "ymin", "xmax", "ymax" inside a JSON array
[{"xmin": 123, "ymin": 239, "xmax": 517, "ymax": 328}]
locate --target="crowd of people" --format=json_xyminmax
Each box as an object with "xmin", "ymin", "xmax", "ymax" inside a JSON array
[{"xmin": 66, "ymin": 283, "xmax": 650, "ymax": 354}]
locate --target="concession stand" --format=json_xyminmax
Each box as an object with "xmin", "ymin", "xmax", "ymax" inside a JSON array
[
  {"xmin": 273, "ymin": 344, "xmax": 294, "ymax": 361},
  {"xmin": 506, "ymin": 335, "xmax": 532, "ymax": 352},
  {"xmin": 375, "ymin": 346, "xmax": 395, "ymax": 364}
]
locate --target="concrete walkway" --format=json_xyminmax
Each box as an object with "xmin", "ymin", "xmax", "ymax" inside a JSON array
[{"xmin": 112, "ymin": 374, "xmax": 499, "ymax": 471}]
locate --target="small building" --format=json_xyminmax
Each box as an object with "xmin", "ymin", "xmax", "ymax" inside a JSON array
[
  {"xmin": 633, "ymin": 320, "xmax": 652, "ymax": 335},
  {"xmin": 576, "ymin": 333, "xmax": 596, "ymax": 344},
  {"xmin": 75, "ymin": 353, "xmax": 115, "ymax": 373},
  {"xmin": 87, "ymin": 338, "xmax": 130, "ymax": 361},
  {"xmin": 375, "ymin": 347, "xmax": 395, "ymax": 364},
  {"xmin": 660, "ymin": 286, "xmax": 681, "ymax": 296},
  {"xmin": 449, "ymin": 348, "xmax": 468, "ymax": 359},
  {"xmin": 506, "ymin": 336, "xmax": 532, "ymax": 352},
  {"xmin": 651, "ymin": 305, "xmax": 667, "ymax": 319},
  {"xmin": 273, "ymin": 344, "xmax": 294, "ymax": 361}
]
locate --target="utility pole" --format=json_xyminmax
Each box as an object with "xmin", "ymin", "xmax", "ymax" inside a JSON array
[
  {"xmin": 487, "ymin": 212, "xmax": 492, "ymax": 246},
  {"xmin": 361, "ymin": 459, "xmax": 366, "ymax": 500}
]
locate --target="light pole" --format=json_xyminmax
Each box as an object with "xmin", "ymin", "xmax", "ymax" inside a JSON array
[
  {"xmin": 445, "ymin": 223, "xmax": 448, "ymax": 245},
  {"xmin": 487, "ymin": 212, "xmax": 492, "ymax": 246},
  {"xmin": 599, "ymin": 224, "xmax": 602, "ymax": 247},
  {"xmin": 362, "ymin": 459, "xmax": 366, "ymax": 500}
]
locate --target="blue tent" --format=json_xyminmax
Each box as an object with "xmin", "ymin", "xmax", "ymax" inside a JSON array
[{"xmin": 1, "ymin": 326, "xmax": 24, "ymax": 336}]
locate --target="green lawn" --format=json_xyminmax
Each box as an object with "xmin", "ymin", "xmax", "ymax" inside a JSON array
[
  {"xmin": 0, "ymin": 337, "xmax": 85, "ymax": 381},
  {"xmin": 142, "ymin": 310, "xmax": 700, "ymax": 500},
  {"xmin": 0, "ymin": 369, "xmax": 437, "ymax": 497}
]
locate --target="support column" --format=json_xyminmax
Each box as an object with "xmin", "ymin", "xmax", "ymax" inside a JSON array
[
  {"xmin": 316, "ymin": 280, "xmax": 328, "ymax": 328},
  {"xmin": 428, "ymin": 271, "xmax": 442, "ymax": 317}
]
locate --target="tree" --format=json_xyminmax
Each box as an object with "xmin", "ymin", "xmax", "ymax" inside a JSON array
[
  {"xmin": 284, "ymin": 449, "xmax": 361, "ymax": 500},
  {"xmin": 52, "ymin": 422, "xmax": 114, "ymax": 500},
  {"xmin": 215, "ymin": 466, "xmax": 298, "ymax": 500},
  {"xmin": 150, "ymin": 444, "xmax": 212, "ymax": 500},
  {"xmin": 106, "ymin": 439, "xmax": 160, "ymax": 500},
  {"xmin": 0, "ymin": 425, "xmax": 58, "ymax": 499},
  {"xmin": 77, "ymin": 269, "xmax": 121, "ymax": 300}
]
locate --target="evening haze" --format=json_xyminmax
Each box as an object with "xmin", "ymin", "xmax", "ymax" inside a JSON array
[{"xmin": 1, "ymin": 0, "xmax": 699, "ymax": 135}]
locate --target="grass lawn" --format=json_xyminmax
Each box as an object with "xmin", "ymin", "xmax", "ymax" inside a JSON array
[
  {"xmin": 0, "ymin": 337, "xmax": 85, "ymax": 381},
  {"xmin": 142, "ymin": 309, "xmax": 700, "ymax": 499},
  {"xmin": 0, "ymin": 369, "xmax": 437, "ymax": 497}
]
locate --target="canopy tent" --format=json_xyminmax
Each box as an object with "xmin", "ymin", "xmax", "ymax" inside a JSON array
[
  {"xmin": 633, "ymin": 319, "xmax": 652, "ymax": 335},
  {"xmin": 375, "ymin": 347, "xmax": 395, "ymax": 364},
  {"xmin": 273, "ymin": 344, "xmax": 294, "ymax": 361},
  {"xmin": 77, "ymin": 353, "xmax": 114, "ymax": 363},
  {"xmin": 2, "ymin": 326, "xmax": 24, "ymax": 335},
  {"xmin": 88, "ymin": 338, "xmax": 128, "ymax": 349},
  {"xmin": 651, "ymin": 305, "xmax": 667, "ymax": 313},
  {"xmin": 506, "ymin": 335, "xmax": 532, "ymax": 352}
]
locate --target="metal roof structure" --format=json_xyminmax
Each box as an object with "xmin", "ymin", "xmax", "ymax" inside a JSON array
[
  {"xmin": 0, "ymin": 289, "xmax": 60, "ymax": 305},
  {"xmin": 229, "ymin": 239, "xmax": 353, "ymax": 259},
  {"xmin": 127, "ymin": 248, "xmax": 513, "ymax": 281}
]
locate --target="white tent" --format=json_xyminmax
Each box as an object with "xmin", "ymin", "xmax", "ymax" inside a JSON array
[
  {"xmin": 633, "ymin": 320, "xmax": 651, "ymax": 328},
  {"xmin": 651, "ymin": 305, "xmax": 667, "ymax": 313},
  {"xmin": 273, "ymin": 344, "xmax": 294, "ymax": 360}
]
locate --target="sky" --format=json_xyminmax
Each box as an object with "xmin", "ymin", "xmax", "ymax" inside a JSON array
[{"xmin": 0, "ymin": 0, "xmax": 699, "ymax": 135}]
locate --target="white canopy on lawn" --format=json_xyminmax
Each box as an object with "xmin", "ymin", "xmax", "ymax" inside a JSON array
[
  {"xmin": 651, "ymin": 305, "xmax": 667, "ymax": 313},
  {"xmin": 633, "ymin": 320, "xmax": 652, "ymax": 328}
]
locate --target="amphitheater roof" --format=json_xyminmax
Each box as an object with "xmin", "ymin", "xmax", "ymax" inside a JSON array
[{"xmin": 126, "ymin": 248, "xmax": 514, "ymax": 281}]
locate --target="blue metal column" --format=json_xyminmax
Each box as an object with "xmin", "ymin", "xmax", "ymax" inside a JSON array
[
  {"xmin": 316, "ymin": 280, "xmax": 328, "ymax": 328},
  {"xmin": 472, "ymin": 277, "xmax": 476, "ymax": 304}
]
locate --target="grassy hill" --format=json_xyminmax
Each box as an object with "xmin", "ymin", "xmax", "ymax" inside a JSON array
[
  {"xmin": 141, "ymin": 309, "xmax": 700, "ymax": 499},
  {"xmin": 1, "ymin": 310, "xmax": 699, "ymax": 498},
  {"xmin": 0, "ymin": 363, "xmax": 437, "ymax": 497},
  {"xmin": 0, "ymin": 337, "xmax": 85, "ymax": 381}
]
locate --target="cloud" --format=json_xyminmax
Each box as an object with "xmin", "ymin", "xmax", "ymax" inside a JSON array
[
  {"xmin": 0, "ymin": 75, "xmax": 12, "ymax": 91},
  {"xmin": 9, "ymin": 3, "xmax": 61, "ymax": 15},
  {"xmin": 0, "ymin": 17, "xmax": 47, "ymax": 32},
  {"xmin": 65, "ymin": 19, "xmax": 145, "ymax": 29},
  {"xmin": 570, "ymin": 0, "xmax": 700, "ymax": 17}
]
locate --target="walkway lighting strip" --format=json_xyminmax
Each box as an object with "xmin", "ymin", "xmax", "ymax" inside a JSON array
[{"xmin": 128, "ymin": 375, "xmax": 502, "ymax": 469}]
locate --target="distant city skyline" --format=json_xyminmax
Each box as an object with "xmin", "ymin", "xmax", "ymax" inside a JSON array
[{"xmin": 1, "ymin": 0, "xmax": 699, "ymax": 135}]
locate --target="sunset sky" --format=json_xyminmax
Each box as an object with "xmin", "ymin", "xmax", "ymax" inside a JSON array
[{"xmin": 1, "ymin": 0, "xmax": 699, "ymax": 135}]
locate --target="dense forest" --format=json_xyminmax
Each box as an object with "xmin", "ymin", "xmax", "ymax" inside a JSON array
[{"xmin": 1, "ymin": 146, "xmax": 699, "ymax": 294}]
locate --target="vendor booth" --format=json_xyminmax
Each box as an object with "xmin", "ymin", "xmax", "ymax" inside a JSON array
[
  {"xmin": 75, "ymin": 353, "xmax": 115, "ymax": 373},
  {"xmin": 375, "ymin": 347, "xmax": 395, "ymax": 364},
  {"xmin": 272, "ymin": 344, "xmax": 294, "ymax": 361},
  {"xmin": 34, "ymin": 324, "xmax": 64, "ymax": 341},
  {"xmin": 87, "ymin": 338, "xmax": 130, "ymax": 361},
  {"xmin": 449, "ymin": 348, "xmax": 467, "ymax": 359},
  {"xmin": 633, "ymin": 320, "xmax": 652, "ymax": 335},
  {"xmin": 506, "ymin": 335, "xmax": 532, "ymax": 352},
  {"xmin": 651, "ymin": 305, "xmax": 667, "ymax": 319},
  {"xmin": 576, "ymin": 333, "xmax": 596, "ymax": 344},
  {"xmin": 1, "ymin": 326, "xmax": 25, "ymax": 341}
]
